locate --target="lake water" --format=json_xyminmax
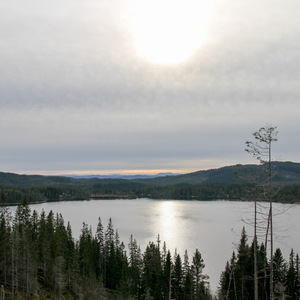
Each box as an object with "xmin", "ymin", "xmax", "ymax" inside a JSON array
[{"xmin": 8, "ymin": 199, "xmax": 300, "ymax": 293}]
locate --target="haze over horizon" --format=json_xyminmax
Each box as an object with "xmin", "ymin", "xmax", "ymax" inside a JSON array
[{"xmin": 1, "ymin": 0, "xmax": 299, "ymax": 175}]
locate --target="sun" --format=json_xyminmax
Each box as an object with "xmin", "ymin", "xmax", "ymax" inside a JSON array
[{"xmin": 126, "ymin": 0, "xmax": 213, "ymax": 65}]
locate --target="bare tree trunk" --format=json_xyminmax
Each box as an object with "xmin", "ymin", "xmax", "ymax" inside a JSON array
[
  {"xmin": 269, "ymin": 145, "xmax": 274, "ymax": 300},
  {"xmin": 264, "ymin": 209, "xmax": 270, "ymax": 298},
  {"xmin": 169, "ymin": 266, "xmax": 172, "ymax": 300},
  {"xmin": 26, "ymin": 247, "xmax": 30, "ymax": 300},
  {"xmin": 254, "ymin": 186, "xmax": 258, "ymax": 300},
  {"xmin": 270, "ymin": 210, "xmax": 274, "ymax": 300},
  {"xmin": 246, "ymin": 125, "xmax": 278, "ymax": 300},
  {"xmin": 3, "ymin": 242, "xmax": 7, "ymax": 287},
  {"xmin": 11, "ymin": 237, "xmax": 14, "ymax": 300},
  {"xmin": 0, "ymin": 285, "xmax": 5, "ymax": 300}
]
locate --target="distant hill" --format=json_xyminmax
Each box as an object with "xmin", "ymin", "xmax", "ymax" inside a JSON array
[
  {"xmin": 63, "ymin": 172, "xmax": 180, "ymax": 180},
  {"xmin": 0, "ymin": 161, "xmax": 299, "ymax": 188},
  {"xmin": 1, "ymin": 161, "xmax": 300, "ymax": 204},
  {"xmin": 0, "ymin": 172, "xmax": 76, "ymax": 187}
]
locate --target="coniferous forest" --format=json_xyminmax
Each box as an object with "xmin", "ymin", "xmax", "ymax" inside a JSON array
[
  {"xmin": 218, "ymin": 228, "xmax": 300, "ymax": 300},
  {"xmin": 0, "ymin": 200, "xmax": 212, "ymax": 300},
  {"xmin": 1, "ymin": 161, "xmax": 300, "ymax": 205},
  {"xmin": 1, "ymin": 200, "xmax": 300, "ymax": 300}
]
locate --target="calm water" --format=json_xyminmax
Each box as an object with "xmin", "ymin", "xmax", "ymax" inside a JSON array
[{"xmin": 8, "ymin": 199, "xmax": 300, "ymax": 293}]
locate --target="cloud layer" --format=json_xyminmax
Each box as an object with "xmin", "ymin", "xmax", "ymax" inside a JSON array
[{"xmin": 1, "ymin": 0, "xmax": 300, "ymax": 174}]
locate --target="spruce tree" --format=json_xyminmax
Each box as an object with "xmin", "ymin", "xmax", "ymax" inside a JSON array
[
  {"xmin": 286, "ymin": 249, "xmax": 296, "ymax": 299},
  {"xmin": 0, "ymin": 203, "xmax": 11, "ymax": 288},
  {"xmin": 272, "ymin": 248, "xmax": 287, "ymax": 299},
  {"xmin": 192, "ymin": 249, "xmax": 209, "ymax": 299},
  {"xmin": 95, "ymin": 217, "xmax": 105, "ymax": 280},
  {"xmin": 128, "ymin": 235, "xmax": 143, "ymax": 297},
  {"xmin": 142, "ymin": 242, "xmax": 163, "ymax": 299},
  {"xmin": 172, "ymin": 253, "xmax": 183, "ymax": 299}
]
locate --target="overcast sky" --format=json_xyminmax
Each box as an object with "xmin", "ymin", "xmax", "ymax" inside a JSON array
[{"xmin": 1, "ymin": 0, "xmax": 299, "ymax": 175}]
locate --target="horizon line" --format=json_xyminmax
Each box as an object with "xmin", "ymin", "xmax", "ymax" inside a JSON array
[
  {"xmin": 3, "ymin": 168, "xmax": 196, "ymax": 176},
  {"xmin": 3, "ymin": 160, "xmax": 293, "ymax": 177}
]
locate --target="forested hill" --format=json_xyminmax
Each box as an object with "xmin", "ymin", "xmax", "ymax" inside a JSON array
[
  {"xmin": 1, "ymin": 161, "xmax": 300, "ymax": 187},
  {"xmin": 1, "ymin": 161, "xmax": 300, "ymax": 204},
  {"xmin": 0, "ymin": 172, "xmax": 76, "ymax": 187},
  {"xmin": 138, "ymin": 161, "xmax": 300, "ymax": 186}
]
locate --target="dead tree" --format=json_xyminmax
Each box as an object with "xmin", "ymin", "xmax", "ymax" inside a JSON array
[{"xmin": 246, "ymin": 125, "xmax": 278, "ymax": 300}]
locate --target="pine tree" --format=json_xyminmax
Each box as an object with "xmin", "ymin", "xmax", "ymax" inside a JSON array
[
  {"xmin": 105, "ymin": 219, "xmax": 118, "ymax": 289},
  {"xmin": 14, "ymin": 199, "xmax": 38, "ymax": 297},
  {"xmin": 192, "ymin": 249, "xmax": 209, "ymax": 299},
  {"xmin": 295, "ymin": 254, "xmax": 300, "ymax": 299},
  {"xmin": 236, "ymin": 227, "xmax": 252, "ymax": 300},
  {"xmin": 172, "ymin": 253, "xmax": 183, "ymax": 299},
  {"xmin": 79, "ymin": 222, "xmax": 96, "ymax": 278},
  {"xmin": 182, "ymin": 249, "xmax": 193, "ymax": 299},
  {"xmin": 162, "ymin": 250, "xmax": 172, "ymax": 300},
  {"xmin": 53, "ymin": 213, "xmax": 68, "ymax": 298},
  {"xmin": 66, "ymin": 221, "xmax": 75, "ymax": 291},
  {"xmin": 286, "ymin": 249, "xmax": 296, "ymax": 299},
  {"xmin": 95, "ymin": 216, "xmax": 105, "ymax": 280},
  {"xmin": 272, "ymin": 248, "xmax": 287, "ymax": 298},
  {"xmin": 219, "ymin": 256, "xmax": 235, "ymax": 300},
  {"xmin": 37, "ymin": 210, "xmax": 48, "ymax": 285},
  {"xmin": 142, "ymin": 242, "xmax": 163, "ymax": 299},
  {"xmin": 128, "ymin": 235, "xmax": 143, "ymax": 297},
  {"xmin": 0, "ymin": 203, "xmax": 11, "ymax": 288}
]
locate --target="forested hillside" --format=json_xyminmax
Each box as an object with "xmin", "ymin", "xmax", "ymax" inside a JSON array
[
  {"xmin": 137, "ymin": 161, "xmax": 300, "ymax": 186},
  {"xmin": 0, "ymin": 172, "xmax": 75, "ymax": 187},
  {"xmin": 1, "ymin": 162, "xmax": 300, "ymax": 204}
]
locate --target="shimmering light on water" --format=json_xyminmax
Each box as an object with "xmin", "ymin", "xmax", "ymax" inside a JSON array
[{"xmin": 154, "ymin": 201, "xmax": 178, "ymax": 242}]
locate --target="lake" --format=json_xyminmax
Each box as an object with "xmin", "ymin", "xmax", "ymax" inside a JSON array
[{"xmin": 8, "ymin": 199, "xmax": 300, "ymax": 293}]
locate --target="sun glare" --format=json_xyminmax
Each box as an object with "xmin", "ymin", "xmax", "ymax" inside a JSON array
[{"xmin": 126, "ymin": 0, "xmax": 213, "ymax": 65}]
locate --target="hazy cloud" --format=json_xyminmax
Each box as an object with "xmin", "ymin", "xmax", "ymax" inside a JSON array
[{"xmin": 1, "ymin": 0, "xmax": 300, "ymax": 174}]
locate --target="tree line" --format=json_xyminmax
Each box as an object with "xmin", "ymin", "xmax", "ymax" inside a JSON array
[
  {"xmin": 1, "ymin": 182, "xmax": 300, "ymax": 205},
  {"xmin": 218, "ymin": 125, "xmax": 300, "ymax": 300},
  {"xmin": 219, "ymin": 227, "xmax": 300, "ymax": 300},
  {"xmin": 0, "ymin": 200, "xmax": 211, "ymax": 299}
]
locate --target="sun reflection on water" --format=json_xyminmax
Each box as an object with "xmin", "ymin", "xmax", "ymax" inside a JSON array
[{"xmin": 156, "ymin": 201, "xmax": 178, "ymax": 243}]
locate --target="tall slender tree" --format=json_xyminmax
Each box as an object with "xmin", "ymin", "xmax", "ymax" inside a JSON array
[
  {"xmin": 246, "ymin": 125, "xmax": 278, "ymax": 300},
  {"xmin": 272, "ymin": 248, "xmax": 287, "ymax": 298},
  {"xmin": 172, "ymin": 253, "xmax": 183, "ymax": 299},
  {"xmin": 95, "ymin": 217, "xmax": 105, "ymax": 280},
  {"xmin": 192, "ymin": 248, "xmax": 209, "ymax": 299},
  {"xmin": 286, "ymin": 249, "xmax": 296, "ymax": 299},
  {"xmin": 0, "ymin": 202, "xmax": 11, "ymax": 288},
  {"xmin": 128, "ymin": 235, "xmax": 143, "ymax": 297}
]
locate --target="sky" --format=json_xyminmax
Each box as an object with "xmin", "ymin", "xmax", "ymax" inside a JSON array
[{"xmin": 1, "ymin": 0, "xmax": 300, "ymax": 175}]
